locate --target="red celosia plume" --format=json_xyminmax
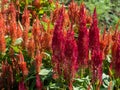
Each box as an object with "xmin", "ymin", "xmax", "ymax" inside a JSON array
[
  {"xmin": 32, "ymin": 16, "xmax": 41, "ymax": 50},
  {"xmin": 18, "ymin": 52, "xmax": 28, "ymax": 76},
  {"xmin": 112, "ymin": 33, "xmax": 120, "ymax": 77},
  {"xmin": 89, "ymin": 8, "xmax": 100, "ymax": 50},
  {"xmin": 89, "ymin": 8, "xmax": 103, "ymax": 83},
  {"xmin": 52, "ymin": 7, "xmax": 65, "ymax": 76},
  {"xmin": 78, "ymin": 3, "xmax": 89, "ymax": 66},
  {"xmin": 64, "ymin": 26, "xmax": 78, "ymax": 90},
  {"xmin": 22, "ymin": 7, "xmax": 30, "ymax": 48},
  {"xmin": 35, "ymin": 51, "xmax": 42, "ymax": 74},
  {"xmin": 0, "ymin": 13, "xmax": 6, "ymax": 53}
]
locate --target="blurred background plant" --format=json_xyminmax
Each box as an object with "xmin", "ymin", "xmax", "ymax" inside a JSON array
[{"xmin": 59, "ymin": 0, "xmax": 120, "ymax": 29}]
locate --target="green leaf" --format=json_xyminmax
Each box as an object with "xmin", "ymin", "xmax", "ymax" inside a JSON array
[
  {"xmin": 39, "ymin": 69, "xmax": 52, "ymax": 76},
  {"xmin": 73, "ymin": 76, "xmax": 93, "ymax": 90},
  {"xmin": 49, "ymin": 83, "xmax": 60, "ymax": 89},
  {"xmin": 106, "ymin": 55, "xmax": 111, "ymax": 63},
  {"xmin": 41, "ymin": 21, "xmax": 48, "ymax": 31},
  {"xmin": 39, "ymin": 10, "xmax": 44, "ymax": 15},
  {"xmin": 43, "ymin": 52, "xmax": 51, "ymax": 59},
  {"xmin": 74, "ymin": 78, "xmax": 85, "ymax": 83},
  {"xmin": 11, "ymin": 46, "xmax": 20, "ymax": 53},
  {"xmin": 73, "ymin": 86, "xmax": 80, "ymax": 90},
  {"xmin": 102, "ymin": 73, "xmax": 110, "ymax": 88},
  {"xmin": 14, "ymin": 38, "xmax": 23, "ymax": 45}
]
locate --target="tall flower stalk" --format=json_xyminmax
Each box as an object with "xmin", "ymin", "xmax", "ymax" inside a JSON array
[
  {"xmin": 114, "ymin": 34, "xmax": 120, "ymax": 77},
  {"xmin": 111, "ymin": 32, "xmax": 120, "ymax": 89},
  {"xmin": 89, "ymin": 8, "xmax": 103, "ymax": 88},
  {"xmin": 100, "ymin": 27, "xmax": 111, "ymax": 59},
  {"xmin": 52, "ymin": 7, "xmax": 65, "ymax": 77},
  {"xmin": 64, "ymin": 26, "xmax": 78, "ymax": 90},
  {"xmin": 27, "ymin": 36, "xmax": 35, "ymax": 58},
  {"xmin": 68, "ymin": 0, "xmax": 79, "ymax": 24},
  {"xmin": 9, "ymin": 3, "xmax": 17, "ymax": 43},
  {"xmin": 89, "ymin": 8, "xmax": 100, "ymax": 50},
  {"xmin": 32, "ymin": 16, "xmax": 41, "ymax": 51},
  {"xmin": 78, "ymin": 3, "xmax": 89, "ymax": 67},
  {"xmin": 18, "ymin": 52, "xmax": 28, "ymax": 76},
  {"xmin": 111, "ymin": 31, "xmax": 120, "ymax": 76},
  {"xmin": 22, "ymin": 7, "xmax": 30, "ymax": 48},
  {"xmin": 35, "ymin": 51, "xmax": 42, "ymax": 74},
  {"xmin": 0, "ymin": 13, "xmax": 6, "ymax": 53}
]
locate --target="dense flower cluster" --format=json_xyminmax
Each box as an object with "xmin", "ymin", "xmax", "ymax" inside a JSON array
[
  {"xmin": 52, "ymin": 7, "xmax": 65, "ymax": 76},
  {"xmin": 112, "ymin": 33, "xmax": 120, "ymax": 77},
  {"xmin": 0, "ymin": 13, "xmax": 6, "ymax": 52},
  {"xmin": 22, "ymin": 7, "xmax": 30, "ymax": 48},
  {"xmin": 89, "ymin": 8, "xmax": 103, "ymax": 83},
  {"xmin": 64, "ymin": 26, "xmax": 78, "ymax": 90},
  {"xmin": 78, "ymin": 3, "xmax": 89, "ymax": 66}
]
